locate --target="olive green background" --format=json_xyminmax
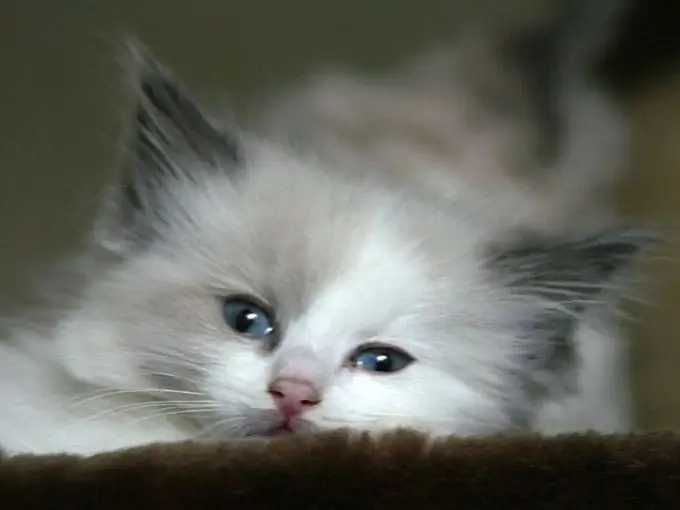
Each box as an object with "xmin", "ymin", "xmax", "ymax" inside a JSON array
[{"xmin": 1, "ymin": 0, "xmax": 679, "ymax": 429}]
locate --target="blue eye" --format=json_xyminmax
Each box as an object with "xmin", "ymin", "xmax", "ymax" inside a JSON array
[
  {"xmin": 222, "ymin": 298, "xmax": 274, "ymax": 339},
  {"xmin": 350, "ymin": 345, "xmax": 414, "ymax": 374}
]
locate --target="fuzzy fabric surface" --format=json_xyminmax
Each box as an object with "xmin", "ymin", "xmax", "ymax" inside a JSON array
[{"xmin": 1, "ymin": 430, "xmax": 680, "ymax": 509}]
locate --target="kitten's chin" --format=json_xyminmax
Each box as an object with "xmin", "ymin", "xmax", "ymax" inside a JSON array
[{"xmin": 243, "ymin": 419, "xmax": 317, "ymax": 438}]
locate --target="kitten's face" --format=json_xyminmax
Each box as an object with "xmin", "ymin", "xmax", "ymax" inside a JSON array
[
  {"xmin": 61, "ymin": 147, "xmax": 542, "ymax": 437},
  {"xmin": 55, "ymin": 46, "xmax": 649, "ymax": 439}
]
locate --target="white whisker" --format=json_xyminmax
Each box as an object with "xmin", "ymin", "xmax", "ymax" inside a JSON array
[
  {"xmin": 59, "ymin": 386, "xmax": 207, "ymax": 414},
  {"xmin": 128, "ymin": 406, "xmax": 220, "ymax": 427},
  {"xmin": 63, "ymin": 398, "xmax": 217, "ymax": 432}
]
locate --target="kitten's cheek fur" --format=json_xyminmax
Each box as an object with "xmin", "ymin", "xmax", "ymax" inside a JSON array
[
  {"xmin": 307, "ymin": 368, "xmax": 504, "ymax": 436},
  {"xmin": 54, "ymin": 315, "xmax": 145, "ymax": 389},
  {"xmin": 204, "ymin": 354, "xmax": 273, "ymax": 410}
]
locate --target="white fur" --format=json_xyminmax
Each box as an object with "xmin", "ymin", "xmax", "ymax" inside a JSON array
[{"xmin": 0, "ymin": 331, "xmax": 197, "ymax": 455}]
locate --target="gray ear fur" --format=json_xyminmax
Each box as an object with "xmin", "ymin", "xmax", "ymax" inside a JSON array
[
  {"xmin": 95, "ymin": 41, "xmax": 242, "ymax": 251},
  {"xmin": 491, "ymin": 228, "xmax": 653, "ymax": 308}
]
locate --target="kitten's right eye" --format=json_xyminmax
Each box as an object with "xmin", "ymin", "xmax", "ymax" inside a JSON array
[
  {"xmin": 221, "ymin": 298, "xmax": 274, "ymax": 340},
  {"xmin": 349, "ymin": 344, "xmax": 414, "ymax": 374}
]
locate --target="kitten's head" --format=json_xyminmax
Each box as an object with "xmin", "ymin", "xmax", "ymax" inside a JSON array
[{"xmin": 54, "ymin": 47, "xmax": 651, "ymax": 438}]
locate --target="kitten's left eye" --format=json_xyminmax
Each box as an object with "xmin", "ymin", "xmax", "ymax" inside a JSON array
[
  {"xmin": 221, "ymin": 298, "xmax": 274, "ymax": 340},
  {"xmin": 349, "ymin": 345, "xmax": 414, "ymax": 374}
]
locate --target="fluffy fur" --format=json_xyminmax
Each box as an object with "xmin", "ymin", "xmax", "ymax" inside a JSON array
[{"xmin": 0, "ymin": 0, "xmax": 651, "ymax": 456}]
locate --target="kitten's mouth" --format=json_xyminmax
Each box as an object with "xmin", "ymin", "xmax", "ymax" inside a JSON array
[{"xmin": 245, "ymin": 418, "xmax": 314, "ymax": 438}]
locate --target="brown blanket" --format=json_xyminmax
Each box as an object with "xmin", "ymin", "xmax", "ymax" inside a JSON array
[{"xmin": 1, "ymin": 430, "xmax": 680, "ymax": 509}]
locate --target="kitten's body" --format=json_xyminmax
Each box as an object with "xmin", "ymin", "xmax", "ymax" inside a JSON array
[
  {"xmin": 262, "ymin": 50, "xmax": 627, "ymax": 236},
  {"xmin": 0, "ymin": 1, "xmax": 650, "ymax": 456}
]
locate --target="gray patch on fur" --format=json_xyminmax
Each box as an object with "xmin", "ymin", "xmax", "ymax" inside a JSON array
[
  {"xmin": 505, "ymin": 26, "xmax": 563, "ymax": 161},
  {"xmin": 479, "ymin": 0, "xmax": 627, "ymax": 166},
  {"xmin": 490, "ymin": 228, "xmax": 654, "ymax": 304},
  {"xmin": 115, "ymin": 45, "xmax": 243, "ymax": 248}
]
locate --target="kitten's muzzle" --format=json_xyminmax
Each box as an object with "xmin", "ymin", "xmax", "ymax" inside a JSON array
[{"xmin": 268, "ymin": 377, "xmax": 322, "ymax": 421}]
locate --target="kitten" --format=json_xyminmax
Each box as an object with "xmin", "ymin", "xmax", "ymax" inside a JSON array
[{"xmin": 0, "ymin": 7, "xmax": 651, "ymax": 455}]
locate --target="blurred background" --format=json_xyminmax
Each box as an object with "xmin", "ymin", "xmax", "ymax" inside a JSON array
[{"xmin": 1, "ymin": 0, "xmax": 679, "ymax": 429}]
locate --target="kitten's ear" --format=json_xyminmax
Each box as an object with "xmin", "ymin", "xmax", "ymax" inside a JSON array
[
  {"xmin": 490, "ymin": 228, "xmax": 655, "ymax": 310},
  {"xmin": 95, "ymin": 41, "xmax": 242, "ymax": 251}
]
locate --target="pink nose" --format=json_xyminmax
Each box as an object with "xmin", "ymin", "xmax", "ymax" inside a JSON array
[{"xmin": 268, "ymin": 377, "xmax": 321, "ymax": 419}]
